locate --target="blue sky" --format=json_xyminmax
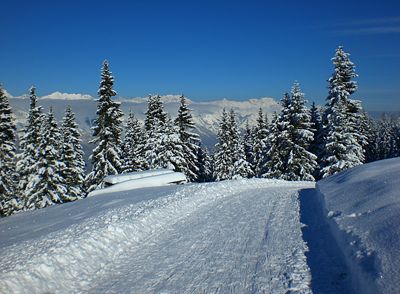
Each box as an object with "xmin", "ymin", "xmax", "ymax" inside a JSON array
[{"xmin": 1, "ymin": 0, "xmax": 399, "ymax": 111}]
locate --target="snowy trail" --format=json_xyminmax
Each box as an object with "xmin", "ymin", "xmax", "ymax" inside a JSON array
[{"xmin": 0, "ymin": 179, "xmax": 313, "ymax": 293}]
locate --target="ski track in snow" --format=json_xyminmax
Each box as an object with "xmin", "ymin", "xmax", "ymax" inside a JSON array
[{"xmin": 0, "ymin": 179, "xmax": 313, "ymax": 294}]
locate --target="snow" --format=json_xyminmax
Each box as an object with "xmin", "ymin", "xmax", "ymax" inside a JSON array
[
  {"xmin": 41, "ymin": 92, "xmax": 94, "ymax": 100},
  {"xmin": 316, "ymin": 157, "xmax": 400, "ymax": 294},
  {"xmin": 103, "ymin": 168, "xmax": 174, "ymax": 185},
  {"xmin": 0, "ymin": 179, "xmax": 313, "ymax": 293},
  {"xmin": 88, "ymin": 172, "xmax": 187, "ymax": 197}
]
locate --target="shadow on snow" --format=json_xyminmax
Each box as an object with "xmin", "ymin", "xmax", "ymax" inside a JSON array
[{"xmin": 299, "ymin": 188, "xmax": 353, "ymax": 294}]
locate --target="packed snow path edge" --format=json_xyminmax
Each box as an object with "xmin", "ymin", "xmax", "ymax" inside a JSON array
[
  {"xmin": 0, "ymin": 179, "xmax": 313, "ymax": 293},
  {"xmin": 299, "ymin": 188, "xmax": 353, "ymax": 294}
]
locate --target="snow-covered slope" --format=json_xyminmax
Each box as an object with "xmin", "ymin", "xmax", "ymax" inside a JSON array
[
  {"xmin": 316, "ymin": 157, "xmax": 400, "ymax": 294},
  {"xmin": 0, "ymin": 179, "xmax": 312, "ymax": 293},
  {"xmin": 8, "ymin": 92, "xmax": 280, "ymax": 149}
]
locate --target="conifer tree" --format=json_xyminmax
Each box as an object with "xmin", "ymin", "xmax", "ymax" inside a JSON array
[
  {"xmin": 144, "ymin": 94, "xmax": 167, "ymax": 132},
  {"xmin": 243, "ymin": 121, "xmax": 254, "ymax": 171},
  {"xmin": 25, "ymin": 109, "xmax": 67, "ymax": 209},
  {"xmin": 61, "ymin": 106, "xmax": 86, "ymax": 200},
  {"xmin": 122, "ymin": 111, "xmax": 146, "ymax": 173},
  {"xmin": 228, "ymin": 109, "xmax": 253, "ymax": 179},
  {"xmin": 16, "ymin": 87, "xmax": 44, "ymax": 204},
  {"xmin": 309, "ymin": 102, "xmax": 324, "ymax": 179},
  {"xmin": 213, "ymin": 109, "xmax": 252, "ymax": 180},
  {"xmin": 174, "ymin": 95, "xmax": 200, "ymax": 181},
  {"xmin": 321, "ymin": 99, "xmax": 357, "ymax": 177},
  {"xmin": 213, "ymin": 109, "xmax": 233, "ymax": 181},
  {"xmin": 376, "ymin": 115, "xmax": 398, "ymax": 159},
  {"xmin": 86, "ymin": 60, "xmax": 124, "ymax": 192},
  {"xmin": 322, "ymin": 46, "xmax": 365, "ymax": 178},
  {"xmin": 264, "ymin": 84, "xmax": 317, "ymax": 181},
  {"xmin": 364, "ymin": 116, "xmax": 380, "ymax": 163},
  {"xmin": 264, "ymin": 101, "xmax": 291, "ymax": 179},
  {"xmin": 252, "ymin": 108, "xmax": 269, "ymax": 177},
  {"xmin": 284, "ymin": 83, "xmax": 317, "ymax": 181},
  {"xmin": 0, "ymin": 86, "xmax": 18, "ymax": 216},
  {"xmin": 145, "ymin": 117, "xmax": 187, "ymax": 172},
  {"xmin": 196, "ymin": 145, "xmax": 213, "ymax": 182}
]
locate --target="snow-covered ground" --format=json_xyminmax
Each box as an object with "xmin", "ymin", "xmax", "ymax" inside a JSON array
[
  {"xmin": 316, "ymin": 157, "xmax": 400, "ymax": 294},
  {"xmin": 2, "ymin": 158, "xmax": 400, "ymax": 293},
  {"xmin": 0, "ymin": 179, "xmax": 312, "ymax": 294}
]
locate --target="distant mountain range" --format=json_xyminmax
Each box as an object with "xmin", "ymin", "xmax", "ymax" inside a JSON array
[{"xmin": 6, "ymin": 91, "xmax": 281, "ymax": 154}]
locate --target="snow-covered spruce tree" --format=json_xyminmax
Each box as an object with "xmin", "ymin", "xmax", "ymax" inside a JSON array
[
  {"xmin": 213, "ymin": 109, "xmax": 252, "ymax": 180},
  {"xmin": 243, "ymin": 121, "xmax": 254, "ymax": 171},
  {"xmin": 145, "ymin": 116, "xmax": 187, "ymax": 172},
  {"xmin": 228, "ymin": 109, "xmax": 253, "ymax": 179},
  {"xmin": 25, "ymin": 109, "xmax": 67, "ymax": 209},
  {"xmin": 309, "ymin": 102, "xmax": 324, "ymax": 179},
  {"xmin": 86, "ymin": 60, "xmax": 124, "ymax": 192},
  {"xmin": 213, "ymin": 109, "xmax": 233, "ymax": 181},
  {"xmin": 321, "ymin": 46, "xmax": 365, "ymax": 178},
  {"xmin": 376, "ymin": 114, "xmax": 399, "ymax": 160},
  {"xmin": 143, "ymin": 95, "xmax": 168, "ymax": 167},
  {"xmin": 0, "ymin": 86, "xmax": 18, "ymax": 216},
  {"xmin": 321, "ymin": 98, "xmax": 358, "ymax": 177},
  {"xmin": 196, "ymin": 145, "xmax": 213, "ymax": 182},
  {"xmin": 122, "ymin": 111, "xmax": 147, "ymax": 173},
  {"xmin": 283, "ymin": 83, "xmax": 317, "ymax": 181},
  {"xmin": 364, "ymin": 116, "xmax": 380, "ymax": 163},
  {"xmin": 174, "ymin": 95, "xmax": 200, "ymax": 181},
  {"xmin": 347, "ymin": 99, "xmax": 368, "ymax": 161},
  {"xmin": 61, "ymin": 106, "xmax": 86, "ymax": 200},
  {"xmin": 264, "ymin": 98, "xmax": 291, "ymax": 179},
  {"xmin": 252, "ymin": 108, "xmax": 269, "ymax": 177},
  {"xmin": 144, "ymin": 94, "xmax": 167, "ymax": 132},
  {"xmin": 16, "ymin": 87, "xmax": 44, "ymax": 207}
]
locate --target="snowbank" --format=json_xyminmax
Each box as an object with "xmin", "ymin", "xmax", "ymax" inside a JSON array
[
  {"xmin": 316, "ymin": 157, "xmax": 400, "ymax": 294},
  {"xmin": 88, "ymin": 172, "xmax": 187, "ymax": 197},
  {"xmin": 103, "ymin": 168, "xmax": 174, "ymax": 185}
]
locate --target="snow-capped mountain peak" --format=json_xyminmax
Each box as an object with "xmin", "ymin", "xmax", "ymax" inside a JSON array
[{"xmin": 41, "ymin": 92, "xmax": 94, "ymax": 100}]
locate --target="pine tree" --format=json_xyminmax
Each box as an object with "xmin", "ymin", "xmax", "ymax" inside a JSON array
[
  {"xmin": 364, "ymin": 116, "xmax": 380, "ymax": 163},
  {"xmin": 144, "ymin": 94, "xmax": 167, "ymax": 132},
  {"xmin": 228, "ymin": 109, "xmax": 253, "ymax": 179},
  {"xmin": 347, "ymin": 99, "xmax": 368, "ymax": 162},
  {"xmin": 145, "ymin": 117, "xmax": 187, "ymax": 172},
  {"xmin": 264, "ymin": 85, "xmax": 317, "ymax": 181},
  {"xmin": 213, "ymin": 109, "xmax": 252, "ymax": 180},
  {"xmin": 264, "ymin": 97, "xmax": 291, "ymax": 179},
  {"xmin": 0, "ymin": 86, "xmax": 18, "ymax": 216},
  {"xmin": 284, "ymin": 83, "xmax": 317, "ymax": 181},
  {"xmin": 25, "ymin": 109, "xmax": 67, "ymax": 209},
  {"xmin": 16, "ymin": 87, "xmax": 44, "ymax": 207},
  {"xmin": 309, "ymin": 102, "xmax": 324, "ymax": 179},
  {"xmin": 196, "ymin": 145, "xmax": 213, "ymax": 182},
  {"xmin": 321, "ymin": 46, "xmax": 365, "ymax": 178},
  {"xmin": 61, "ymin": 106, "xmax": 86, "ymax": 200},
  {"xmin": 86, "ymin": 60, "xmax": 124, "ymax": 192},
  {"xmin": 213, "ymin": 109, "xmax": 233, "ymax": 181},
  {"xmin": 376, "ymin": 114, "xmax": 398, "ymax": 159},
  {"xmin": 174, "ymin": 95, "xmax": 200, "ymax": 181},
  {"xmin": 243, "ymin": 120, "xmax": 255, "ymax": 174},
  {"xmin": 321, "ymin": 98, "xmax": 358, "ymax": 177},
  {"xmin": 252, "ymin": 108, "xmax": 269, "ymax": 177},
  {"xmin": 122, "ymin": 111, "xmax": 147, "ymax": 173}
]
